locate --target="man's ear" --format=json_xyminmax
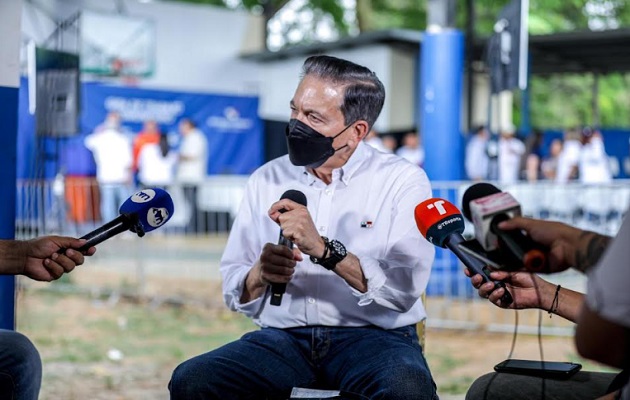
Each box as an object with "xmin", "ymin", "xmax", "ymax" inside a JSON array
[{"xmin": 349, "ymin": 120, "xmax": 370, "ymax": 145}]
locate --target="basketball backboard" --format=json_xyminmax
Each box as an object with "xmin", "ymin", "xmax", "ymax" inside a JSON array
[{"xmin": 80, "ymin": 11, "xmax": 155, "ymax": 77}]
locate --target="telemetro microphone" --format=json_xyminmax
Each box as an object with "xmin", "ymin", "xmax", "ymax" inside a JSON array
[
  {"xmin": 270, "ymin": 189, "xmax": 308, "ymax": 306},
  {"xmin": 415, "ymin": 198, "xmax": 513, "ymax": 305},
  {"xmin": 462, "ymin": 183, "xmax": 546, "ymax": 272},
  {"xmin": 75, "ymin": 188, "xmax": 174, "ymax": 252}
]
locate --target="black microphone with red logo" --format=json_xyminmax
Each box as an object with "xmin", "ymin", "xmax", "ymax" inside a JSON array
[{"xmin": 415, "ymin": 197, "xmax": 512, "ymax": 305}]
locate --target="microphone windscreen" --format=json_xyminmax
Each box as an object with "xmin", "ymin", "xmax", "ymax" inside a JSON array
[
  {"xmin": 414, "ymin": 198, "xmax": 465, "ymax": 248},
  {"xmin": 280, "ymin": 189, "xmax": 307, "ymax": 207},
  {"xmin": 119, "ymin": 188, "xmax": 174, "ymax": 232},
  {"xmin": 462, "ymin": 182, "xmax": 501, "ymax": 221}
]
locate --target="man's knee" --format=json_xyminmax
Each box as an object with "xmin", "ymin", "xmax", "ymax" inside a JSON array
[{"xmin": 369, "ymin": 362, "xmax": 437, "ymax": 400}]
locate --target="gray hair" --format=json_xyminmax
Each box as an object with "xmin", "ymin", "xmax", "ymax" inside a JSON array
[{"xmin": 301, "ymin": 55, "xmax": 385, "ymax": 130}]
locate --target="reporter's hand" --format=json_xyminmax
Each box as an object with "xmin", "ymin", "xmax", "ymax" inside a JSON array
[
  {"xmin": 497, "ymin": 217, "xmax": 583, "ymax": 273},
  {"xmin": 23, "ymin": 236, "xmax": 96, "ymax": 282},
  {"xmin": 465, "ymin": 268, "xmax": 553, "ymax": 310}
]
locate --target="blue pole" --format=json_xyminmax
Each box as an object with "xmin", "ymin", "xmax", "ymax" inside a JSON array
[
  {"xmin": 0, "ymin": 1, "xmax": 23, "ymax": 330},
  {"xmin": 420, "ymin": 30, "xmax": 465, "ymax": 181}
]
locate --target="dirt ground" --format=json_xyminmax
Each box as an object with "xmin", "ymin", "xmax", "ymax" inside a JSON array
[
  {"xmin": 16, "ymin": 281, "xmax": 610, "ymax": 400},
  {"xmin": 13, "ymin": 235, "xmax": 615, "ymax": 400}
]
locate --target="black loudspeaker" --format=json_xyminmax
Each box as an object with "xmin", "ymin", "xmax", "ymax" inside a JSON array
[{"xmin": 31, "ymin": 46, "xmax": 80, "ymax": 137}]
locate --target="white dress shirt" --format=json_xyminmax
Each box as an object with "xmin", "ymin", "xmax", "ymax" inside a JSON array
[
  {"xmin": 84, "ymin": 128, "xmax": 132, "ymax": 184},
  {"xmin": 221, "ymin": 142, "xmax": 435, "ymax": 330},
  {"xmin": 579, "ymin": 137, "xmax": 612, "ymax": 184},
  {"xmin": 176, "ymin": 128, "xmax": 208, "ymax": 184},
  {"xmin": 586, "ymin": 215, "xmax": 630, "ymax": 399}
]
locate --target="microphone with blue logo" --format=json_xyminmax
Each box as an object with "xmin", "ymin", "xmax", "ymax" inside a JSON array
[{"xmin": 76, "ymin": 188, "xmax": 174, "ymax": 252}]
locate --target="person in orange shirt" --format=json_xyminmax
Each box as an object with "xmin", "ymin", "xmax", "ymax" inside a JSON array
[{"xmin": 132, "ymin": 120, "xmax": 161, "ymax": 172}]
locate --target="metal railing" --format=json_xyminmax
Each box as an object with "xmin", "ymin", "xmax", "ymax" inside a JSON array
[{"xmin": 15, "ymin": 176, "xmax": 630, "ymax": 335}]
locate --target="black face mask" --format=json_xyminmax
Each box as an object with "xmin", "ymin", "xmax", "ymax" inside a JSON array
[{"xmin": 285, "ymin": 119, "xmax": 352, "ymax": 168}]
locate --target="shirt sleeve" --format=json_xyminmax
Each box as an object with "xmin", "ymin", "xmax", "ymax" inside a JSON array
[
  {"xmin": 586, "ymin": 215, "xmax": 630, "ymax": 328},
  {"xmin": 349, "ymin": 166, "xmax": 435, "ymax": 312},
  {"xmin": 220, "ymin": 174, "xmax": 267, "ymax": 318}
]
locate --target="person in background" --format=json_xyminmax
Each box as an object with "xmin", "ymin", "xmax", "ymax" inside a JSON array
[
  {"xmin": 465, "ymin": 216, "xmax": 628, "ymax": 400},
  {"xmin": 84, "ymin": 112, "xmax": 133, "ymax": 222},
  {"xmin": 382, "ymin": 135, "xmax": 398, "ymax": 153},
  {"xmin": 169, "ymin": 55, "xmax": 438, "ymax": 400},
  {"xmin": 137, "ymin": 131, "xmax": 178, "ymax": 190},
  {"xmin": 541, "ymin": 138, "xmax": 563, "ymax": 181},
  {"xmin": 0, "ymin": 236, "xmax": 96, "ymax": 400},
  {"xmin": 364, "ymin": 128, "xmax": 392, "ymax": 153},
  {"xmin": 175, "ymin": 118, "xmax": 208, "ymax": 234},
  {"xmin": 522, "ymin": 128, "xmax": 545, "ymax": 182},
  {"xmin": 555, "ymin": 127, "xmax": 582, "ymax": 183},
  {"xmin": 497, "ymin": 124, "xmax": 525, "ymax": 184},
  {"xmin": 579, "ymin": 127, "xmax": 612, "ymax": 184},
  {"xmin": 396, "ymin": 130, "xmax": 425, "ymax": 167},
  {"xmin": 465, "ymin": 126, "xmax": 490, "ymax": 181},
  {"xmin": 132, "ymin": 120, "xmax": 161, "ymax": 174}
]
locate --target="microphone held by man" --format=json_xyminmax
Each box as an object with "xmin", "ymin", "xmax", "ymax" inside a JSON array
[
  {"xmin": 70, "ymin": 188, "xmax": 175, "ymax": 253},
  {"xmin": 414, "ymin": 197, "xmax": 513, "ymax": 306},
  {"xmin": 270, "ymin": 190, "xmax": 308, "ymax": 306},
  {"xmin": 462, "ymin": 182, "xmax": 547, "ymax": 272}
]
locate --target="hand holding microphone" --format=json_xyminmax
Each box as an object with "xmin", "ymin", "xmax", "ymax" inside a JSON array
[
  {"xmin": 462, "ymin": 183, "xmax": 547, "ymax": 272},
  {"xmin": 63, "ymin": 188, "xmax": 174, "ymax": 253},
  {"xmin": 414, "ymin": 198, "xmax": 513, "ymax": 305},
  {"xmin": 268, "ymin": 190, "xmax": 308, "ymax": 306}
]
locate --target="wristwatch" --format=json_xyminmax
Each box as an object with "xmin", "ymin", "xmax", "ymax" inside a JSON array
[{"xmin": 310, "ymin": 236, "xmax": 347, "ymax": 270}]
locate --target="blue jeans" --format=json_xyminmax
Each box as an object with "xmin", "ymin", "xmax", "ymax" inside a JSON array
[
  {"xmin": 99, "ymin": 183, "xmax": 132, "ymax": 222},
  {"xmin": 169, "ymin": 325, "xmax": 438, "ymax": 400},
  {"xmin": 0, "ymin": 330, "xmax": 42, "ymax": 400}
]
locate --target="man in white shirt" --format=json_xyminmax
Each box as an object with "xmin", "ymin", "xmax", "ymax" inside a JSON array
[
  {"xmin": 169, "ymin": 55, "xmax": 437, "ymax": 399},
  {"xmin": 396, "ymin": 131, "xmax": 425, "ymax": 167},
  {"xmin": 556, "ymin": 127, "xmax": 582, "ymax": 183},
  {"xmin": 84, "ymin": 112, "xmax": 133, "ymax": 222},
  {"xmin": 466, "ymin": 215, "xmax": 629, "ymax": 400},
  {"xmin": 497, "ymin": 124, "xmax": 525, "ymax": 184},
  {"xmin": 465, "ymin": 126, "xmax": 490, "ymax": 181},
  {"xmin": 176, "ymin": 118, "xmax": 208, "ymax": 233},
  {"xmin": 579, "ymin": 128, "xmax": 612, "ymax": 184}
]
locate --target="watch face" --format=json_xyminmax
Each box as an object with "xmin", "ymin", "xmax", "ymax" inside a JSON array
[{"xmin": 329, "ymin": 240, "xmax": 347, "ymax": 257}]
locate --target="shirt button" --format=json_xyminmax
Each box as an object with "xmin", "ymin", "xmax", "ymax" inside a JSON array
[
  {"xmin": 325, "ymin": 189, "xmax": 331, "ymax": 195},
  {"xmin": 308, "ymin": 298, "xmax": 316, "ymax": 304},
  {"xmin": 319, "ymin": 226, "xmax": 325, "ymax": 232}
]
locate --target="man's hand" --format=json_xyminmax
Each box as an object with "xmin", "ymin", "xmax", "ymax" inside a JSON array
[
  {"xmin": 268, "ymin": 199, "xmax": 325, "ymax": 258},
  {"xmin": 465, "ymin": 268, "xmax": 550, "ymax": 310},
  {"xmin": 21, "ymin": 236, "xmax": 96, "ymax": 282},
  {"xmin": 241, "ymin": 243, "xmax": 302, "ymax": 303},
  {"xmin": 497, "ymin": 217, "xmax": 607, "ymax": 273}
]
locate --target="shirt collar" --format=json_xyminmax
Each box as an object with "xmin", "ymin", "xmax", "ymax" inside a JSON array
[{"xmin": 299, "ymin": 141, "xmax": 370, "ymax": 186}]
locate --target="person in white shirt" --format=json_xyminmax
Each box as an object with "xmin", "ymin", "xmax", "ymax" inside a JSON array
[
  {"xmin": 396, "ymin": 131, "xmax": 425, "ymax": 167},
  {"xmin": 137, "ymin": 132, "xmax": 178, "ymax": 189},
  {"xmin": 555, "ymin": 127, "xmax": 582, "ymax": 183},
  {"xmin": 84, "ymin": 112, "xmax": 133, "ymax": 222},
  {"xmin": 364, "ymin": 128, "xmax": 391, "ymax": 153},
  {"xmin": 465, "ymin": 126, "xmax": 490, "ymax": 181},
  {"xmin": 465, "ymin": 216, "xmax": 628, "ymax": 400},
  {"xmin": 169, "ymin": 55, "xmax": 437, "ymax": 400},
  {"xmin": 497, "ymin": 125, "xmax": 525, "ymax": 184},
  {"xmin": 175, "ymin": 118, "xmax": 208, "ymax": 233},
  {"xmin": 579, "ymin": 127, "xmax": 612, "ymax": 184}
]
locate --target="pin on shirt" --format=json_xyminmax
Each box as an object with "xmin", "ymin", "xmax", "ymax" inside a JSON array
[{"xmin": 360, "ymin": 221, "xmax": 373, "ymax": 228}]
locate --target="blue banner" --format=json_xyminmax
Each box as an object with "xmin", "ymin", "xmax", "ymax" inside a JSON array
[
  {"xmin": 82, "ymin": 83, "xmax": 263, "ymax": 176},
  {"xmin": 17, "ymin": 79, "xmax": 263, "ymax": 179}
]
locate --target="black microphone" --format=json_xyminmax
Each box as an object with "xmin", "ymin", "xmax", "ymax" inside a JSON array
[
  {"xmin": 270, "ymin": 189, "xmax": 308, "ymax": 306},
  {"xmin": 74, "ymin": 188, "xmax": 174, "ymax": 252},
  {"xmin": 462, "ymin": 183, "xmax": 546, "ymax": 272},
  {"xmin": 415, "ymin": 197, "xmax": 513, "ymax": 305}
]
